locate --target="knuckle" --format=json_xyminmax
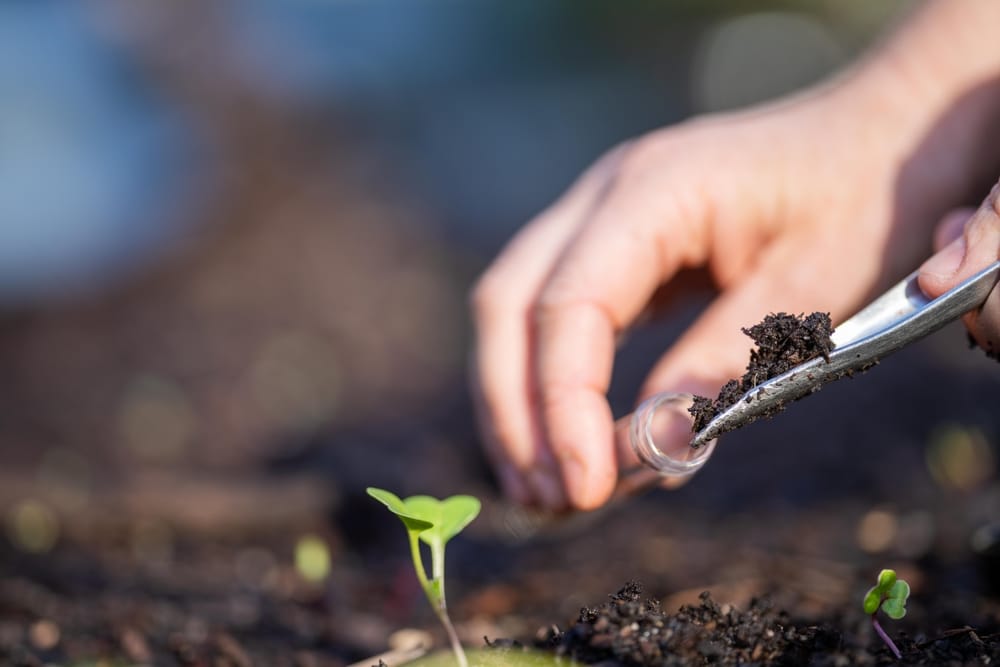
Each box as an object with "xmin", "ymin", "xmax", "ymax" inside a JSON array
[
  {"xmin": 592, "ymin": 138, "xmax": 636, "ymax": 174},
  {"xmin": 531, "ymin": 284, "xmax": 575, "ymax": 330},
  {"xmin": 617, "ymin": 134, "xmax": 665, "ymax": 179},
  {"xmin": 615, "ymin": 126, "xmax": 695, "ymax": 180},
  {"xmin": 989, "ymin": 180, "xmax": 1000, "ymax": 218}
]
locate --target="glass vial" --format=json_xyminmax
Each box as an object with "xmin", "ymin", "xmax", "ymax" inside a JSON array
[{"xmin": 613, "ymin": 392, "xmax": 718, "ymax": 498}]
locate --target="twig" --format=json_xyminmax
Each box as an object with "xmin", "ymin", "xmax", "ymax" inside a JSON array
[{"xmin": 917, "ymin": 625, "xmax": 986, "ymax": 649}]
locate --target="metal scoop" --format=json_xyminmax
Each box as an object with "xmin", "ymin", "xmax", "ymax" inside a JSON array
[{"xmin": 690, "ymin": 259, "xmax": 1000, "ymax": 449}]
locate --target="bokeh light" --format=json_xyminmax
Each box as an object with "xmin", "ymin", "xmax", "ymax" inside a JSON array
[
  {"xmin": 5, "ymin": 499, "xmax": 60, "ymax": 554},
  {"xmin": 28, "ymin": 620, "xmax": 59, "ymax": 652},
  {"xmin": 926, "ymin": 423, "xmax": 996, "ymax": 492},
  {"xmin": 294, "ymin": 534, "xmax": 331, "ymax": 584},
  {"xmin": 855, "ymin": 508, "xmax": 897, "ymax": 554}
]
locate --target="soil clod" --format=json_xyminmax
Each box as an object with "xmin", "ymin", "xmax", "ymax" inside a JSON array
[
  {"xmin": 690, "ymin": 312, "xmax": 835, "ymax": 434},
  {"xmin": 538, "ymin": 582, "xmax": 817, "ymax": 666},
  {"xmin": 538, "ymin": 582, "xmax": 1000, "ymax": 666}
]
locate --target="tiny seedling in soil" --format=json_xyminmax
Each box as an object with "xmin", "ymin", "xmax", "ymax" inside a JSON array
[
  {"xmin": 863, "ymin": 568, "xmax": 910, "ymax": 660},
  {"xmin": 367, "ymin": 487, "xmax": 481, "ymax": 667},
  {"xmin": 690, "ymin": 311, "xmax": 835, "ymax": 436}
]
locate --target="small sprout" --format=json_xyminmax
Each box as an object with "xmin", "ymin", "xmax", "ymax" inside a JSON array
[
  {"xmin": 863, "ymin": 568, "xmax": 910, "ymax": 659},
  {"xmin": 368, "ymin": 487, "xmax": 481, "ymax": 667}
]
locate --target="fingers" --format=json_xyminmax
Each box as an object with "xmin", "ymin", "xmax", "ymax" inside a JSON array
[
  {"xmin": 530, "ymin": 166, "xmax": 719, "ymax": 510},
  {"xmin": 470, "ymin": 146, "xmax": 627, "ymax": 507},
  {"xmin": 918, "ymin": 181, "xmax": 1000, "ymax": 354}
]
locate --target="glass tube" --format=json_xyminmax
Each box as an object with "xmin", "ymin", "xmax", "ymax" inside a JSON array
[{"xmin": 613, "ymin": 392, "xmax": 718, "ymax": 499}]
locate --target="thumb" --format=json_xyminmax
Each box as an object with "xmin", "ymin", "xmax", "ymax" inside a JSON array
[
  {"xmin": 918, "ymin": 207, "xmax": 974, "ymax": 298},
  {"xmin": 918, "ymin": 183, "xmax": 1000, "ymax": 355}
]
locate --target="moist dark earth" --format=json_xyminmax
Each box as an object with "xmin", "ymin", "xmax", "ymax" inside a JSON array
[
  {"xmin": 536, "ymin": 582, "xmax": 1000, "ymax": 666},
  {"xmin": 2, "ymin": 299, "xmax": 1000, "ymax": 667},
  {"xmin": 1, "ymin": 230, "xmax": 999, "ymax": 667},
  {"xmin": 690, "ymin": 312, "xmax": 836, "ymax": 434}
]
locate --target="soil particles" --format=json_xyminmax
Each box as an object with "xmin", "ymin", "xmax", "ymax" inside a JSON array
[
  {"xmin": 690, "ymin": 312, "xmax": 835, "ymax": 434},
  {"xmin": 536, "ymin": 582, "xmax": 1000, "ymax": 666}
]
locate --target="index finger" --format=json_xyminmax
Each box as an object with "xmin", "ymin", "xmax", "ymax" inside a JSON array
[{"xmin": 532, "ymin": 183, "xmax": 709, "ymax": 509}]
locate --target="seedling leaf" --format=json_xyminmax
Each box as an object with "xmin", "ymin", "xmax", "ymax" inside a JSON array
[
  {"xmin": 882, "ymin": 579, "xmax": 909, "ymax": 619},
  {"xmin": 366, "ymin": 487, "xmax": 481, "ymax": 667},
  {"xmin": 863, "ymin": 568, "xmax": 909, "ymax": 659},
  {"xmin": 366, "ymin": 488, "xmax": 434, "ymax": 532},
  {"xmin": 882, "ymin": 597, "xmax": 906, "ymax": 620},
  {"xmin": 888, "ymin": 579, "xmax": 910, "ymax": 602},
  {"xmin": 876, "ymin": 568, "xmax": 897, "ymax": 592},
  {"xmin": 404, "ymin": 495, "xmax": 481, "ymax": 546},
  {"xmin": 863, "ymin": 588, "xmax": 881, "ymax": 615}
]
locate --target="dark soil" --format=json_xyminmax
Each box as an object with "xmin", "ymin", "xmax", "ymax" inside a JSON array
[
  {"xmin": 538, "ymin": 582, "xmax": 820, "ymax": 665},
  {"xmin": 690, "ymin": 312, "xmax": 835, "ymax": 434},
  {"xmin": 537, "ymin": 582, "xmax": 1000, "ymax": 666}
]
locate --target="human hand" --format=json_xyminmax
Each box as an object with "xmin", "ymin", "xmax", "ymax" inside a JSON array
[
  {"xmin": 470, "ymin": 80, "xmax": 943, "ymax": 512},
  {"xmin": 919, "ymin": 180, "xmax": 1000, "ymax": 357},
  {"xmin": 468, "ymin": 0, "xmax": 1000, "ymax": 513}
]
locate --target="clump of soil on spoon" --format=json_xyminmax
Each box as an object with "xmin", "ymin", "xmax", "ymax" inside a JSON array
[{"xmin": 689, "ymin": 312, "xmax": 835, "ymax": 434}]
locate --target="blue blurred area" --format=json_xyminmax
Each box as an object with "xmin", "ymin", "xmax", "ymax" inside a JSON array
[
  {"xmin": 0, "ymin": 0, "xmax": 867, "ymax": 303},
  {"xmin": 224, "ymin": 0, "xmax": 684, "ymax": 252},
  {"xmin": 0, "ymin": 2, "xmax": 200, "ymax": 304}
]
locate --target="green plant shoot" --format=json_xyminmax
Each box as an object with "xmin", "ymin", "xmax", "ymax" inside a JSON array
[
  {"xmin": 367, "ymin": 487, "xmax": 481, "ymax": 667},
  {"xmin": 862, "ymin": 568, "xmax": 910, "ymax": 659}
]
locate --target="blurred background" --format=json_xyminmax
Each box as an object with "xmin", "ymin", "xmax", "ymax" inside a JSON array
[
  {"xmin": 3, "ymin": 2, "xmax": 999, "ymax": 665},
  {"xmin": 0, "ymin": 0, "xmax": 907, "ymax": 505}
]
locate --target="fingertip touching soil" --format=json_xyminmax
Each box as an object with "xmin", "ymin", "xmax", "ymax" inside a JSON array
[{"xmin": 690, "ymin": 312, "xmax": 834, "ymax": 434}]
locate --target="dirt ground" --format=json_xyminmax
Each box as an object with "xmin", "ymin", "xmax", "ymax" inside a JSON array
[{"xmin": 1, "ymin": 292, "xmax": 999, "ymax": 665}]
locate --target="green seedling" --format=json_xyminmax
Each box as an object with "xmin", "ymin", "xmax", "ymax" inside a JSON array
[
  {"xmin": 863, "ymin": 568, "xmax": 910, "ymax": 660},
  {"xmin": 367, "ymin": 487, "xmax": 481, "ymax": 667}
]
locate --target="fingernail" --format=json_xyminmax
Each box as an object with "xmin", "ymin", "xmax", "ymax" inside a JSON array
[
  {"xmin": 921, "ymin": 234, "xmax": 967, "ymax": 280},
  {"xmin": 528, "ymin": 469, "xmax": 566, "ymax": 511}
]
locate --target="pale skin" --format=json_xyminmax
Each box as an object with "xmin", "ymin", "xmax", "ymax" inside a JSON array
[{"xmin": 471, "ymin": 0, "xmax": 1000, "ymax": 512}]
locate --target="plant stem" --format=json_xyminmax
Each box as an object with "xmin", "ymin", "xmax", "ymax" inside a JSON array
[
  {"xmin": 430, "ymin": 542, "xmax": 468, "ymax": 667},
  {"xmin": 872, "ymin": 615, "xmax": 902, "ymax": 659},
  {"xmin": 408, "ymin": 532, "xmax": 431, "ymax": 592},
  {"xmin": 436, "ymin": 606, "xmax": 469, "ymax": 667}
]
